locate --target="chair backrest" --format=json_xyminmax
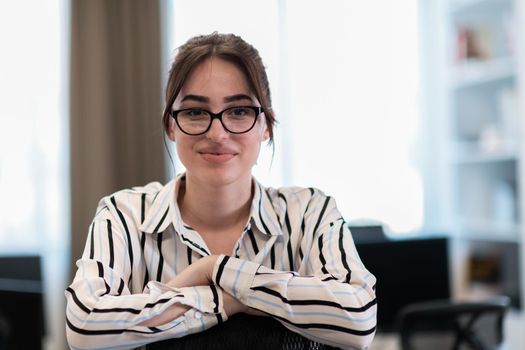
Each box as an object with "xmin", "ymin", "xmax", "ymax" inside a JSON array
[
  {"xmin": 147, "ymin": 313, "xmax": 337, "ymax": 350},
  {"xmin": 396, "ymin": 296, "xmax": 510, "ymax": 350}
]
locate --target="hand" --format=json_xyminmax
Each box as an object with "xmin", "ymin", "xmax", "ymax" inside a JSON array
[{"xmin": 167, "ymin": 255, "xmax": 219, "ymax": 288}]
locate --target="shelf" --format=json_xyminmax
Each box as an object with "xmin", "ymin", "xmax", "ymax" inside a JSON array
[
  {"xmin": 453, "ymin": 150, "xmax": 518, "ymax": 164},
  {"xmin": 449, "ymin": 57, "xmax": 516, "ymax": 89},
  {"xmin": 457, "ymin": 219, "xmax": 521, "ymax": 242},
  {"xmin": 452, "ymin": 141, "xmax": 519, "ymax": 164},
  {"xmin": 450, "ymin": 0, "xmax": 512, "ymax": 15}
]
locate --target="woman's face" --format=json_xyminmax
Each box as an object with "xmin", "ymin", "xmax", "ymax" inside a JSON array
[{"xmin": 169, "ymin": 57, "xmax": 269, "ymax": 187}]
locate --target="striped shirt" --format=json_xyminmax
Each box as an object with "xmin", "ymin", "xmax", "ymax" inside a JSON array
[{"xmin": 65, "ymin": 174, "xmax": 377, "ymax": 350}]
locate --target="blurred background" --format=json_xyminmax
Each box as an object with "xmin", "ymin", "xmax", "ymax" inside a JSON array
[{"xmin": 0, "ymin": 0, "xmax": 524, "ymax": 348}]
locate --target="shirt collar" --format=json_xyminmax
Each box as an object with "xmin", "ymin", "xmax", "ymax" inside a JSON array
[
  {"xmin": 139, "ymin": 174, "xmax": 180, "ymax": 234},
  {"xmin": 250, "ymin": 179, "xmax": 282, "ymax": 237},
  {"xmin": 139, "ymin": 173, "xmax": 283, "ymax": 237}
]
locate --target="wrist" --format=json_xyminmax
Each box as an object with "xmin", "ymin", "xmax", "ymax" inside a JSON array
[{"xmin": 203, "ymin": 255, "xmax": 220, "ymax": 282}]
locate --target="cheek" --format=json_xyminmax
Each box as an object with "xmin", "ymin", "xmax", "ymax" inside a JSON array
[{"xmin": 239, "ymin": 135, "xmax": 263, "ymax": 159}]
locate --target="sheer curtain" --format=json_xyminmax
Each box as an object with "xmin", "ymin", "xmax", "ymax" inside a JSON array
[
  {"xmin": 283, "ymin": 0, "xmax": 423, "ymax": 233},
  {"xmin": 0, "ymin": 1, "xmax": 70, "ymax": 349},
  {"xmin": 167, "ymin": 0, "xmax": 423, "ymax": 233}
]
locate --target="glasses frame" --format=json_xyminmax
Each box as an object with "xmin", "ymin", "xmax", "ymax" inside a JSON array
[{"xmin": 170, "ymin": 106, "xmax": 263, "ymax": 136}]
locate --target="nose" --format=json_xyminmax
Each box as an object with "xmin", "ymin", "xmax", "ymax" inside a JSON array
[{"xmin": 205, "ymin": 118, "xmax": 229, "ymax": 142}]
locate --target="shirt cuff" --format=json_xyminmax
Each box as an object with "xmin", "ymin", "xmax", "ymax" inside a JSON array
[
  {"xmin": 183, "ymin": 285, "xmax": 228, "ymax": 332},
  {"xmin": 146, "ymin": 282, "xmax": 225, "ymax": 316},
  {"xmin": 211, "ymin": 255, "xmax": 260, "ymax": 303}
]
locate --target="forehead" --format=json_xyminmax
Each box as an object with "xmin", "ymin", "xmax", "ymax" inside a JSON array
[{"xmin": 181, "ymin": 57, "xmax": 253, "ymax": 96}]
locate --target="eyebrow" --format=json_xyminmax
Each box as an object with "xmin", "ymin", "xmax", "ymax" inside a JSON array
[
  {"xmin": 180, "ymin": 94, "xmax": 254, "ymax": 104},
  {"xmin": 223, "ymin": 94, "xmax": 253, "ymax": 103}
]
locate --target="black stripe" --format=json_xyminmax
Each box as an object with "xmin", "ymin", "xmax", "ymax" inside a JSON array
[
  {"xmin": 270, "ymin": 245, "xmax": 276, "ymax": 269},
  {"xmin": 339, "ymin": 223, "xmax": 352, "ymax": 283},
  {"xmin": 180, "ymin": 234, "xmax": 210, "ymax": 256},
  {"xmin": 140, "ymin": 231, "xmax": 149, "ymax": 289},
  {"xmin": 97, "ymin": 261, "xmax": 111, "ymax": 295},
  {"xmin": 97, "ymin": 261, "xmax": 104, "ymax": 278},
  {"xmin": 268, "ymin": 313, "xmax": 376, "ymax": 336},
  {"xmin": 312, "ymin": 196, "xmax": 331, "ymax": 237},
  {"xmin": 153, "ymin": 207, "xmax": 169, "ymax": 234},
  {"xmin": 66, "ymin": 317, "xmax": 161, "ymax": 335},
  {"xmin": 110, "ymin": 196, "xmax": 134, "ymax": 284},
  {"xmin": 210, "ymin": 285, "xmax": 223, "ymax": 324},
  {"xmin": 278, "ymin": 193, "xmax": 294, "ymax": 270},
  {"xmin": 246, "ymin": 228, "xmax": 259, "ymax": 255},
  {"xmin": 107, "ymin": 220, "xmax": 114, "ymax": 269},
  {"xmin": 117, "ymin": 278, "xmax": 125, "ymax": 295},
  {"xmin": 142, "ymin": 270, "xmax": 150, "ymax": 290},
  {"xmin": 251, "ymin": 286, "xmax": 377, "ymax": 313},
  {"xmin": 321, "ymin": 275, "xmax": 339, "ymax": 282},
  {"xmin": 299, "ymin": 190, "xmax": 314, "ymax": 260},
  {"xmin": 141, "ymin": 193, "xmax": 146, "ymax": 224},
  {"xmin": 91, "ymin": 297, "xmax": 176, "ymax": 314},
  {"xmin": 65, "ymin": 287, "xmax": 91, "ymax": 314},
  {"xmin": 152, "ymin": 191, "xmax": 160, "ymax": 202},
  {"xmin": 187, "ymin": 246, "xmax": 192, "ymax": 265},
  {"xmin": 156, "ymin": 232, "xmax": 164, "ymax": 282},
  {"xmin": 93, "ymin": 307, "xmax": 141, "ymax": 314},
  {"xmin": 265, "ymin": 189, "xmax": 280, "ymax": 224},
  {"xmin": 234, "ymin": 244, "xmax": 241, "ymax": 258},
  {"xmin": 258, "ymin": 184, "xmax": 272, "ymax": 235},
  {"xmin": 317, "ymin": 234, "xmax": 329, "ymax": 275},
  {"xmin": 215, "ymin": 256, "xmax": 229, "ymax": 286},
  {"xmin": 89, "ymin": 222, "xmax": 95, "ymax": 259}
]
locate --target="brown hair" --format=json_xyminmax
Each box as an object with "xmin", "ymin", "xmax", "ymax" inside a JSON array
[{"xmin": 162, "ymin": 32, "xmax": 276, "ymax": 144}]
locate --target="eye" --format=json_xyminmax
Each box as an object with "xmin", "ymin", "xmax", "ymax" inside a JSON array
[
  {"xmin": 227, "ymin": 107, "xmax": 251, "ymax": 117},
  {"xmin": 180, "ymin": 108, "xmax": 209, "ymax": 120},
  {"xmin": 183, "ymin": 109, "xmax": 205, "ymax": 117}
]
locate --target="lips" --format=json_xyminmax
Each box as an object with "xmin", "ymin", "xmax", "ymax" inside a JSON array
[{"xmin": 197, "ymin": 147, "xmax": 238, "ymax": 163}]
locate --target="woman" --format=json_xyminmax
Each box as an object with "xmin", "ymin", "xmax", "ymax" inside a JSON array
[{"xmin": 66, "ymin": 33, "xmax": 377, "ymax": 350}]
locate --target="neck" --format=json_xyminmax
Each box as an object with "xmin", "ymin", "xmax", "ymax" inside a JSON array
[{"xmin": 178, "ymin": 174, "xmax": 253, "ymax": 232}]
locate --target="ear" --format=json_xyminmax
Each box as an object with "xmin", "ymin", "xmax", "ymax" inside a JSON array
[
  {"xmin": 262, "ymin": 125, "xmax": 270, "ymax": 141},
  {"xmin": 167, "ymin": 119, "xmax": 177, "ymax": 142},
  {"xmin": 259, "ymin": 113, "xmax": 270, "ymax": 141}
]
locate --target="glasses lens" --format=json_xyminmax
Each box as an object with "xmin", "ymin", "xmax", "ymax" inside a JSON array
[
  {"xmin": 177, "ymin": 109, "xmax": 210, "ymax": 134},
  {"xmin": 223, "ymin": 107, "xmax": 257, "ymax": 133}
]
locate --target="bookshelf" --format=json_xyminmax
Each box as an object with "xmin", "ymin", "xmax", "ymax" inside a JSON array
[{"xmin": 444, "ymin": 0, "xmax": 523, "ymax": 312}]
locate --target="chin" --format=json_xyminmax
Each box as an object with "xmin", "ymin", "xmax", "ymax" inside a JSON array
[{"xmin": 193, "ymin": 166, "xmax": 250, "ymax": 187}]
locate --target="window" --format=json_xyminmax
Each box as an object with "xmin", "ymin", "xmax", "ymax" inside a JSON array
[{"xmin": 0, "ymin": 1, "xmax": 69, "ymax": 348}]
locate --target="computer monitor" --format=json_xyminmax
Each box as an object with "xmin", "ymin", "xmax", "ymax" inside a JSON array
[
  {"xmin": 355, "ymin": 237, "xmax": 451, "ymax": 332},
  {"xmin": 0, "ymin": 255, "xmax": 44, "ymax": 349}
]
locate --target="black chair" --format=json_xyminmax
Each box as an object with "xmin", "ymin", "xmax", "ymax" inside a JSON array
[
  {"xmin": 395, "ymin": 296, "xmax": 510, "ymax": 350},
  {"xmin": 147, "ymin": 313, "xmax": 338, "ymax": 350}
]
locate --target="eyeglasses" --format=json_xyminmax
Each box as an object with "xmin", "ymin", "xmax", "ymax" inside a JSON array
[{"xmin": 170, "ymin": 106, "xmax": 263, "ymax": 136}]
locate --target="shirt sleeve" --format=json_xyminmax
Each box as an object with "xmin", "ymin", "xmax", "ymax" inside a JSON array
[
  {"xmin": 212, "ymin": 200, "xmax": 377, "ymax": 349},
  {"xmin": 65, "ymin": 207, "xmax": 227, "ymax": 350}
]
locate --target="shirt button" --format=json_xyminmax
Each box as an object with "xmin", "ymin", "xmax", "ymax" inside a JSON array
[{"xmin": 195, "ymin": 311, "xmax": 203, "ymax": 319}]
